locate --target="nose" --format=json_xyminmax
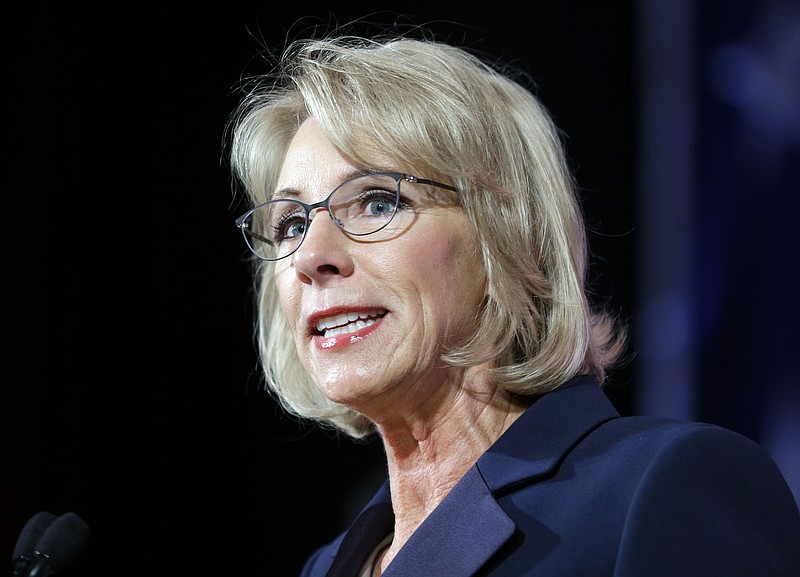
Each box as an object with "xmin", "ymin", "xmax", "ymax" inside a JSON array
[{"xmin": 291, "ymin": 208, "xmax": 354, "ymax": 284}]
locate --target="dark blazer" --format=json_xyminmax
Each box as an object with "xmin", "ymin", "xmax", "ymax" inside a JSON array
[{"xmin": 300, "ymin": 376, "xmax": 800, "ymax": 577}]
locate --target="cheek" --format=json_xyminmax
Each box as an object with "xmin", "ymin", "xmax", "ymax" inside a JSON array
[
  {"xmin": 420, "ymin": 229, "xmax": 486, "ymax": 309},
  {"xmin": 274, "ymin": 269, "xmax": 301, "ymax": 330}
]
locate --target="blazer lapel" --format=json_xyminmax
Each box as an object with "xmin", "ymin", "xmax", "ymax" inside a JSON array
[
  {"xmin": 383, "ymin": 466, "xmax": 515, "ymax": 577},
  {"xmin": 324, "ymin": 376, "xmax": 619, "ymax": 577},
  {"xmin": 478, "ymin": 376, "xmax": 621, "ymax": 494},
  {"xmin": 324, "ymin": 483, "xmax": 394, "ymax": 577}
]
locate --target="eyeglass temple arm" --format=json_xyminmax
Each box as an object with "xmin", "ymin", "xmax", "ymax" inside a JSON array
[
  {"xmin": 238, "ymin": 223, "xmax": 274, "ymax": 247},
  {"xmin": 407, "ymin": 176, "xmax": 459, "ymax": 193}
]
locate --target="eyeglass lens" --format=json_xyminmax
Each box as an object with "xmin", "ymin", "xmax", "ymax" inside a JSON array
[{"xmin": 241, "ymin": 173, "xmax": 403, "ymax": 260}]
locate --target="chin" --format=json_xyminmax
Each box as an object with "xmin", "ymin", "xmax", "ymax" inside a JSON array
[{"xmin": 317, "ymin": 380, "xmax": 385, "ymax": 413}]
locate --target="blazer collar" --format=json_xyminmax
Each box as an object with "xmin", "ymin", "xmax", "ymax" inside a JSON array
[
  {"xmin": 477, "ymin": 375, "xmax": 620, "ymax": 493},
  {"xmin": 324, "ymin": 484, "xmax": 394, "ymax": 577},
  {"xmin": 383, "ymin": 466, "xmax": 515, "ymax": 576},
  {"xmin": 325, "ymin": 375, "xmax": 619, "ymax": 577}
]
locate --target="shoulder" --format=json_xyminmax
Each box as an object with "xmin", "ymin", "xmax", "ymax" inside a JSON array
[
  {"xmin": 590, "ymin": 414, "xmax": 762, "ymax": 454},
  {"xmin": 593, "ymin": 417, "xmax": 800, "ymax": 576},
  {"xmin": 590, "ymin": 415, "xmax": 779, "ymax": 471},
  {"xmin": 578, "ymin": 415, "xmax": 795, "ymax": 504},
  {"xmin": 496, "ymin": 413, "xmax": 800, "ymax": 575}
]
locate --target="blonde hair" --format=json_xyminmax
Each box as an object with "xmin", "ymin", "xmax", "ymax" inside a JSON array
[{"xmin": 228, "ymin": 35, "xmax": 626, "ymax": 438}]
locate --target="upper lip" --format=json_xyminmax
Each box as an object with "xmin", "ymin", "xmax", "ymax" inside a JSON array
[{"xmin": 307, "ymin": 307, "xmax": 387, "ymax": 334}]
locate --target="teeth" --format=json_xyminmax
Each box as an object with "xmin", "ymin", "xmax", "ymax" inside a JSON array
[{"xmin": 315, "ymin": 309, "xmax": 386, "ymax": 336}]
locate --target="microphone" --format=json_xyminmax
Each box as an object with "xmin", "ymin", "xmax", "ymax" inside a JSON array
[
  {"xmin": 11, "ymin": 511, "xmax": 56, "ymax": 577},
  {"xmin": 12, "ymin": 512, "xmax": 91, "ymax": 577},
  {"xmin": 11, "ymin": 512, "xmax": 57, "ymax": 576}
]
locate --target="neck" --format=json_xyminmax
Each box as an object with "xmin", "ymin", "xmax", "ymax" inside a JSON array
[{"xmin": 372, "ymin": 369, "xmax": 529, "ymax": 570}]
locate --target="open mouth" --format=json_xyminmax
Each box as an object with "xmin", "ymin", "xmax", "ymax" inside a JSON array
[{"xmin": 314, "ymin": 309, "xmax": 387, "ymax": 338}]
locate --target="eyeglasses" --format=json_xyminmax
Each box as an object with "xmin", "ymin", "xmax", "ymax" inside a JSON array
[{"xmin": 235, "ymin": 171, "xmax": 458, "ymax": 261}]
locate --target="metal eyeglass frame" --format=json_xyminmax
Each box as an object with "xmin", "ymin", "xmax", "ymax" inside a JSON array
[{"xmin": 235, "ymin": 171, "xmax": 458, "ymax": 261}]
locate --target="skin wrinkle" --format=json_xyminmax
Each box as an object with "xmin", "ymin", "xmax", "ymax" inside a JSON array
[
  {"xmin": 274, "ymin": 118, "xmax": 529, "ymax": 573},
  {"xmin": 378, "ymin": 380, "xmax": 528, "ymax": 571}
]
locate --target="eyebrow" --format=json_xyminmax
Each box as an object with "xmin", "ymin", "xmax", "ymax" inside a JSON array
[{"xmin": 271, "ymin": 168, "xmax": 376, "ymax": 200}]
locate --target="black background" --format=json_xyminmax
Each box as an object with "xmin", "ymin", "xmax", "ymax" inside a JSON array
[{"xmin": 7, "ymin": 2, "xmax": 794, "ymax": 576}]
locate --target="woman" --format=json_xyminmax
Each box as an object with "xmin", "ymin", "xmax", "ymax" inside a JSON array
[{"xmin": 227, "ymin": 34, "xmax": 800, "ymax": 577}]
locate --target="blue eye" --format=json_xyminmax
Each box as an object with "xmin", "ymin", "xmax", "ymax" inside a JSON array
[
  {"xmin": 362, "ymin": 192, "xmax": 398, "ymax": 217},
  {"xmin": 271, "ymin": 209, "xmax": 307, "ymax": 243},
  {"xmin": 282, "ymin": 219, "xmax": 306, "ymax": 239}
]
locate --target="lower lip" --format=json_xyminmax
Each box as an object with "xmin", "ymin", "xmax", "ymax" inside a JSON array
[{"xmin": 311, "ymin": 316, "xmax": 384, "ymax": 351}]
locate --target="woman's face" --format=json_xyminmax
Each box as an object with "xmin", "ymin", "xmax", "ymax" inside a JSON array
[{"xmin": 273, "ymin": 118, "xmax": 487, "ymax": 419}]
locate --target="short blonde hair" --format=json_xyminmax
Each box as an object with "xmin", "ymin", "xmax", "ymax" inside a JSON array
[{"xmin": 228, "ymin": 35, "xmax": 626, "ymax": 438}]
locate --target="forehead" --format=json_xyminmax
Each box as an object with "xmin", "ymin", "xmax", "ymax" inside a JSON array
[
  {"xmin": 277, "ymin": 119, "xmax": 348, "ymax": 187},
  {"xmin": 276, "ymin": 118, "xmax": 407, "ymax": 196}
]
